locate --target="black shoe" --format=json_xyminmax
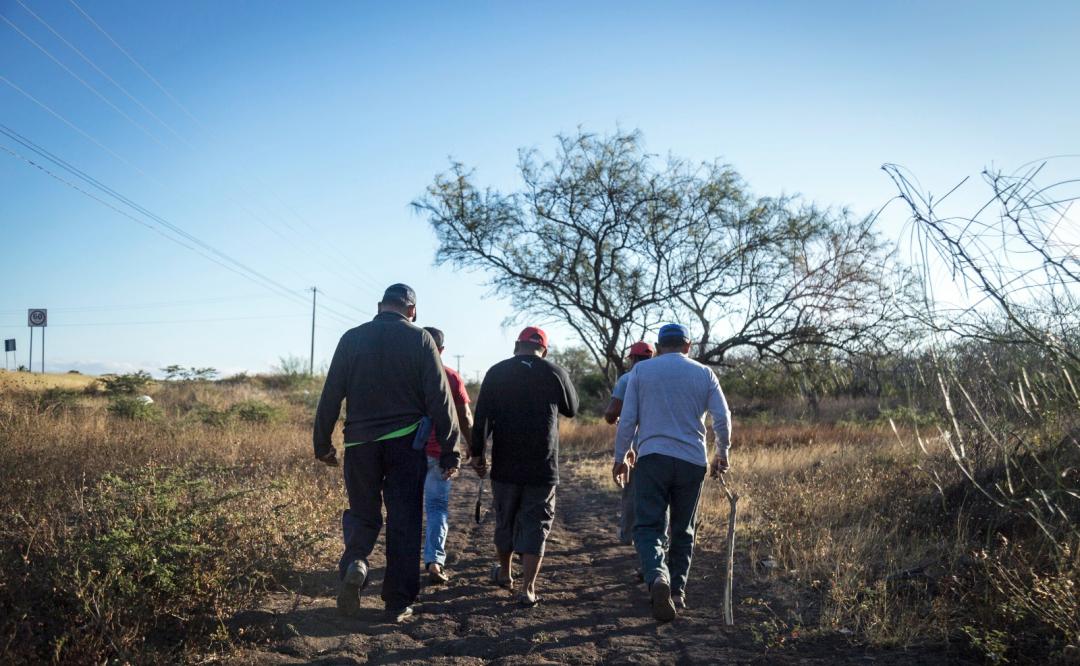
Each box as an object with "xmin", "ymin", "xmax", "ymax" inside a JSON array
[
  {"xmin": 672, "ymin": 593, "xmax": 687, "ymax": 610},
  {"xmin": 649, "ymin": 579, "xmax": 676, "ymax": 622},
  {"xmin": 385, "ymin": 605, "xmax": 414, "ymax": 623},
  {"xmin": 336, "ymin": 560, "xmax": 368, "ymax": 617}
]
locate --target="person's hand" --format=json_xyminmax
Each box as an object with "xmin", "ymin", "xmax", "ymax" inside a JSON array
[
  {"xmin": 710, "ymin": 455, "xmax": 729, "ymax": 479},
  {"xmin": 317, "ymin": 449, "xmax": 339, "ymax": 467},
  {"xmin": 626, "ymin": 449, "xmax": 637, "ymax": 468},
  {"xmin": 471, "ymin": 456, "xmax": 488, "ymax": 479},
  {"xmin": 612, "ymin": 461, "xmax": 630, "ymax": 488},
  {"xmin": 441, "ymin": 465, "xmax": 460, "ymax": 481}
]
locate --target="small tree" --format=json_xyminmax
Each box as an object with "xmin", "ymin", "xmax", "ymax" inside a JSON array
[{"xmin": 161, "ymin": 365, "xmax": 219, "ymax": 381}]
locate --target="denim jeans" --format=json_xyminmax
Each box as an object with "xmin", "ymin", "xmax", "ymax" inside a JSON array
[
  {"xmin": 340, "ymin": 434, "xmax": 426, "ymax": 610},
  {"xmin": 633, "ymin": 453, "xmax": 706, "ymax": 596},
  {"xmin": 423, "ymin": 455, "xmax": 452, "ymax": 566}
]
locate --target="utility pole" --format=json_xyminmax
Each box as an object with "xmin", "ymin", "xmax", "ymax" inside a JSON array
[
  {"xmin": 453, "ymin": 354, "xmax": 463, "ymax": 373},
  {"xmin": 309, "ymin": 287, "xmax": 317, "ymax": 376}
]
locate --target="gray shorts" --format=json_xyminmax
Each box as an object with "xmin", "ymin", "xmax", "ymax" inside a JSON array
[{"xmin": 492, "ymin": 481, "xmax": 556, "ymax": 556}]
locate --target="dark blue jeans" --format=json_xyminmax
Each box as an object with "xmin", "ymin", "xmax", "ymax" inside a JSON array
[
  {"xmin": 340, "ymin": 434, "xmax": 427, "ymax": 610},
  {"xmin": 633, "ymin": 453, "xmax": 706, "ymax": 595}
]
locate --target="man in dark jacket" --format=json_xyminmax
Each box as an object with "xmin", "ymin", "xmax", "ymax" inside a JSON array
[
  {"xmin": 313, "ymin": 283, "xmax": 461, "ymax": 623},
  {"xmin": 470, "ymin": 326, "xmax": 578, "ymax": 607}
]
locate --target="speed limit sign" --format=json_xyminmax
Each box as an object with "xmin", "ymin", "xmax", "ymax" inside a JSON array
[{"xmin": 28, "ymin": 309, "xmax": 47, "ymax": 327}]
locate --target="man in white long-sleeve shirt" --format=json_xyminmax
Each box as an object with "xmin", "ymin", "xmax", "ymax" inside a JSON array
[{"xmin": 612, "ymin": 323, "xmax": 732, "ymax": 622}]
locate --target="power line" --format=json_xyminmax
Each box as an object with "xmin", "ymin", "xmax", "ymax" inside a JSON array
[
  {"xmin": 0, "ymin": 124, "xmax": 306, "ymax": 306},
  {"xmin": 0, "ymin": 314, "xmax": 307, "ymax": 328},
  {"xmin": 0, "ymin": 141, "xmax": 246, "ymax": 279},
  {"xmin": 317, "ymin": 289, "xmax": 374, "ymax": 318},
  {"xmin": 61, "ymin": 0, "xmax": 389, "ymax": 298},
  {"xmin": 0, "ymin": 294, "xmax": 272, "ymax": 316},
  {"xmin": 12, "ymin": 0, "xmax": 185, "ymax": 143},
  {"xmin": 0, "ymin": 74, "xmax": 340, "ymax": 296},
  {"xmin": 1, "ymin": 75, "xmax": 150, "ymax": 179},
  {"xmin": 0, "ymin": 127, "xmax": 355, "ymax": 327},
  {"xmin": 4, "ymin": 6, "xmax": 380, "ymax": 327},
  {"xmin": 67, "ymin": 0, "xmax": 202, "ymax": 129},
  {"xmin": 1, "ymin": 14, "xmax": 372, "ymax": 300},
  {"xmin": 0, "ymin": 13, "xmax": 165, "ymax": 147}
]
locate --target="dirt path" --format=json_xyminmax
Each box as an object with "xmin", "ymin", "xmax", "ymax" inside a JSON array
[{"xmin": 230, "ymin": 462, "xmax": 959, "ymax": 665}]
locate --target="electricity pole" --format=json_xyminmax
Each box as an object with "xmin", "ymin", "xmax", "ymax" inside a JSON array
[
  {"xmin": 453, "ymin": 354, "xmax": 463, "ymax": 373},
  {"xmin": 309, "ymin": 287, "xmax": 317, "ymax": 376}
]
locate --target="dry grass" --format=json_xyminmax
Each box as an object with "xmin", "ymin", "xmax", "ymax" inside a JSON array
[
  {"xmin": 564, "ymin": 419, "xmax": 1079, "ymax": 661},
  {"xmin": 2, "ymin": 375, "xmax": 1074, "ymax": 663},
  {"xmin": 0, "ymin": 377, "xmax": 340, "ymax": 664},
  {"xmin": 0, "ymin": 369, "xmax": 98, "ymax": 392}
]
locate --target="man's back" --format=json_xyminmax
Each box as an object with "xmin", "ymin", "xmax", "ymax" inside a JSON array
[
  {"xmin": 313, "ymin": 311, "xmax": 458, "ymax": 460},
  {"xmin": 473, "ymin": 355, "xmax": 578, "ymax": 486},
  {"xmin": 616, "ymin": 352, "xmax": 730, "ymax": 467}
]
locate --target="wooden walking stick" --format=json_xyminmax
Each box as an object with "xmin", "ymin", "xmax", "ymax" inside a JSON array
[{"xmin": 718, "ymin": 473, "xmax": 739, "ymax": 626}]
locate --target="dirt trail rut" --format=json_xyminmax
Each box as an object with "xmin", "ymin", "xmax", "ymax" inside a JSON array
[{"xmin": 230, "ymin": 463, "xmax": 957, "ymax": 665}]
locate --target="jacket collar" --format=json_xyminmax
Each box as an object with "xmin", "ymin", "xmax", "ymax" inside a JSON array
[{"xmin": 374, "ymin": 310, "xmax": 410, "ymax": 322}]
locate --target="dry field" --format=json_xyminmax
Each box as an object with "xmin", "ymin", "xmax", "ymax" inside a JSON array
[
  {"xmin": 0, "ymin": 369, "xmax": 99, "ymax": 392},
  {"xmin": 0, "ymin": 375, "xmax": 1074, "ymax": 663}
]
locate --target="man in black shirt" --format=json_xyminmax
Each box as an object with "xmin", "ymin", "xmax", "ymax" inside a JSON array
[
  {"xmin": 470, "ymin": 326, "xmax": 578, "ymax": 606},
  {"xmin": 314, "ymin": 283, "xmax": 461, "ymax": 623}
]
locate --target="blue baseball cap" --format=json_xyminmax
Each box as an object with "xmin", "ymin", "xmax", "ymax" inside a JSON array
[{"xmin": 657, "ymin": 323, "xmax": 690, "ymax": 345}]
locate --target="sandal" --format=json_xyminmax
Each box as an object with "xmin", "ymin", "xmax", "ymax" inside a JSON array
[
  {"xmin": 427, "ymin": 563, "xmax": 449, "ymax": 585},
  {"xmin": 490, "ymin": 563, "xmax": 513, "ymax": 590},
  {"xmin": 518, "ymin": 594, "xmax": 542, "ymax": 608}
]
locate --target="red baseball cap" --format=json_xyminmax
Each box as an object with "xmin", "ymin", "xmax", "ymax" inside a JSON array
[
  {"xmin": 516, "ymin": 326, "xmax": 549, "ymax": 348},
  {"xmin": 628, "ymin": 341, "xmax": 655, "ymax": 358}
]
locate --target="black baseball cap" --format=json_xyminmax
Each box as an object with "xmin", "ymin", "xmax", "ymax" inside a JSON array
[
  {"xmin": 423, "ymin": 326, "xmax": 445, "ymax": 349},
  {"xmin": 381, "ymin": 283, "xmax": 416, "ymax": 307}
]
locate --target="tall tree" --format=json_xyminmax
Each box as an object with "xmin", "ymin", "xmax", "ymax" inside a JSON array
[{"xmin": 414, "ymin": 129, "xmax": 913, "ymax": 382}]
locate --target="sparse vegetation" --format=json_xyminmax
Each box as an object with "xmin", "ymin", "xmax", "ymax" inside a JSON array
[
  {"xmin": 100, "ymin": 370, "xmax": 154, "ymax": 396},
  {"xmin": 0, "ymin": 376, "xmax": 333, "ymax": 664},
  {"xmin": 161, "ymin": 365, "xmax": 220, "ymax": 381},
  {"xmin": 107, "ymin": 395, "xmax": 162, "ymax": 421}
]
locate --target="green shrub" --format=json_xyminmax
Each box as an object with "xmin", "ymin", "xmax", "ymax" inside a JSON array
[
  {"xmin": 220, "ymin": 371, "xmax": 252, "ymax": 385},
  {"xmin": 108, "ymin": 396, "xmax": 161, "ymax": 421},
  {"xmin": 259, "ymin": 355, "xmax": 316, "ymax": 391},
  {"xmin": 231, "ymin": 400, "xmax": 281, "ymax": 424},
  {"xmin": 101, "ymin": 371, "xmax": 154, "ymax": 396},
  {"xmin": 192, "ymin": 405, "xmax": 233, "ymax": 427},
  {"xmin": 0, "ymin": 465, "xmax": 320, "ymax": 663},
  {"xmin": 37, "ymin": 387, "xmax": 82, "ymax": 412}
]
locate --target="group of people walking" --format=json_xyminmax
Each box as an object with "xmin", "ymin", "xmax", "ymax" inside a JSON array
[{"xmin": 312, "ymin": 283, "xmax": 731, "ymax": 624}]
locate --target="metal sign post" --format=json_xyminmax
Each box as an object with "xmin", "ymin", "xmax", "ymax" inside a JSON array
[{"xmin": 28, "ymin": 309, "xmax": 47, "ymax": 374}]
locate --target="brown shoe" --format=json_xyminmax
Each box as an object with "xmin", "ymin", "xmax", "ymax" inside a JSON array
[{"xmin": 650, "ymin": 579, "xmax": 676, "ymax": 622}]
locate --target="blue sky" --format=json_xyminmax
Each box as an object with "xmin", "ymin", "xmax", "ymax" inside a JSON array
[{"xmin": 1, "ymin": 1, "xmax": 1076, "ymax": 378}]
